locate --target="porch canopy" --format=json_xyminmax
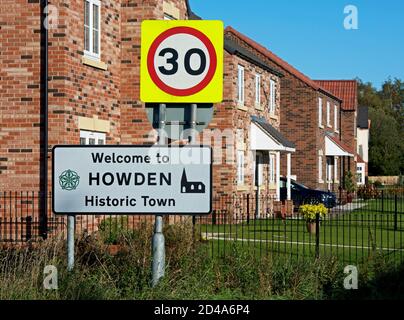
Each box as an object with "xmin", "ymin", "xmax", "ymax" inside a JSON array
[
  {"xmin": 325, "ymin": 135, "xmax": 354, "ymax": 157},
  {"xmin": 250, "ymin": 116, "xmax": 295, "ymax": 152},
  {"xmin": 250, "ymin": 116, "xmax": 295, "ymax": 202}
]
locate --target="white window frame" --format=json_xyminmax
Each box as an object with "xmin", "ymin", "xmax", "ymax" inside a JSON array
[
  {"xmin": 80, "ymin": 130, "xmax": 106, "ymax": 145},
  {"xmin": 237, "ymin": 65, "xmax": 244, "ymax": 105},
  {"xmin": 269, "ymin": 153, "xmax": 276, "ymax": 184},
  {"xmin": 334, "ymin": 156, "xmax": 339, "ymax": 183},
  {"xmin": 269, "ymin": 79, "xmax": 276, "ymax": 114},
  {"xmin": 255, "ymin": 74, "xmax": 261, "ymax": 106},
  {"xmin": 356, "ymin": 164, "xmax": 365, "ymax": 185},
  {"xmin": 326, "ymin": 101, "xmax": 331, "ymax": 127},
  {"xmin": 318, "ymin": 156, "xmax": 323, "ymax": 183},
  {"xmin": 318, "ymin": 98, "xmax": 323, "ymax": 127},
  {"xmin": 326, "ymin": 157, "xmax": 333, "ymax": 183},
  {"xmin": 334, "ymin": 104, "xmax": 339, "ymax": 132},
  {"xmin": 237, "ymin": 150, "xmax": 245, "ymax": 185},
  {"xmin": 84, "ymin": 0, "xmax": 101, "ymax": 60}
]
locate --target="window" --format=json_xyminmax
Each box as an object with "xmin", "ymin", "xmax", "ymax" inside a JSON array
[
  {"xmin": 269, "ymin": 154, "xmax": 276, "ymax": 183},
  {"xmin": 237, "ymin": 65, "xmax": 244, "ymax": 104},
  {"xmin": 80, "ymin": 130, "xmax": 106, "ymax": 145},
  {"xmin": 318, "ymin": 98, "xmax": 323, "ymax": 127},
  {"xmin": 237, "ymin": 151, "xmax": 245, "ymax": 185},
  {"xmin": 334, "ymin": 105, "xmax": 339, "ymax": 132},
  {"xmin": 269, "ymin": 79, "xmax": 276, "ymax": 114},
  {"xmin": 326, "ymin": 101, "xmax": 331, "ymax": 127},
  {"xmin": 318, "ymin": 156, "xmax": 323, "ymax": 182},
  {"xmin": 84, "ymin": 0, "xmax": 101, "ymax": 59},
  {"xmin": 326, "ymin": 157, "xmax": 333, "ymax": 183},
  {"xmin": 356, "ymin": 164, "xmax": 365, "ymax": 185},
  {"xmin": 334, "ymin": 157, "xmax": 339, "ymax": 182},
  {"xmin": 255, "ymin": 74, "xmax": 261, "ymax": 105}
]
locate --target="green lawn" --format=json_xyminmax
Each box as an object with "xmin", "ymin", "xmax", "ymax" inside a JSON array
[{"xmin": 196, "ymin": 204, "xmax": 404, "ymax": 265}]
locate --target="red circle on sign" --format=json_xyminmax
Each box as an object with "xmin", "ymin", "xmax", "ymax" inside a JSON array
[{"xmin": 147, "ymin": 26, "xmax": 217, "ymax": 97}]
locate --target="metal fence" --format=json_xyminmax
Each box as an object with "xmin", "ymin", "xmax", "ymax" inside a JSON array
[{"xmin": 1, "ymin": 189, "xmax": 403, "ymax": 266}]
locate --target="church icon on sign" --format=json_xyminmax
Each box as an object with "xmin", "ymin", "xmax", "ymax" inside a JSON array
[{"xmin": 181, "ymin": 169, "xmax": 205, "ymax": 194}]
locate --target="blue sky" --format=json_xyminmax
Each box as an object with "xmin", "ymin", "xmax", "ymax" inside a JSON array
[{"xmin": 190, "ymin": 0, "xmax": 404, "ymax": 89}]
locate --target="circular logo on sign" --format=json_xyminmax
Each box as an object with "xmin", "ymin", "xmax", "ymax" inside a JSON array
[
  {"xmin": 59, "ymin": 169, "xmax": 80, "ymax": 191},
  {"xmin": 147, "ymin": 26, "xmax": 217, "ymax": 97}
]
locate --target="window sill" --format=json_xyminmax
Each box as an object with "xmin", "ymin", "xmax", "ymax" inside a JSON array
[
  {"xmin": 255, "ymin": 103, "xmax": 264, "ymax": 111},
  {"xmin": 269, "ymin": 113, "xmax": 278, "ymax": 120},
  {"xmin": 319, "ymin": 125, "xmax": 324, "ymax": 129},
  {"xmin": 237, "ymin": 103, "xmax": 248, "ymax": 112},
  {"xmin": 237, "ymin": 185, "xmax": 249, "ymax": 191},
  {"xmin": 82, "ymin": 55, "xmax": 108, "ymax": 71},
  {"xmin": 319, "ymin": 179, "xmax": 324, "ymax": 183}
]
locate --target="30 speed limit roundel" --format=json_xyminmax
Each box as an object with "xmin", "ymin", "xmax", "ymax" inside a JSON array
[{"xmin": 141, "ymin": 21, "xmax": 224, "ymax": 103}]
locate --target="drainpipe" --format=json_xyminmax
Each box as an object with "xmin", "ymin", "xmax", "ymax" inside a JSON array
[{"xmin": 40, "ymin": 0, "xmax": 49, "ymax": 240}]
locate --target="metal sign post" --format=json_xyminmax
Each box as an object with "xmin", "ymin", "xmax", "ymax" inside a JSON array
[
  {"xmin": 152, "ymin": 103, "xmax": 166, "ymax": 287},
  {"xmin": 67, "ymin": 214, "xmax": 75, "ymax": 271},
  {"xmin": 139, "ymin": 19, "xmax": 223, "ymax": 287}
]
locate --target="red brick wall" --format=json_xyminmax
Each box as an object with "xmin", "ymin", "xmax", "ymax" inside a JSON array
[
  {"xmin": 0, "ymin": 0, "xmax": 42, "ymax": 191},
  {"xmin": 0, "ymin": 0, "xmax": 191, "ymax": 193}
]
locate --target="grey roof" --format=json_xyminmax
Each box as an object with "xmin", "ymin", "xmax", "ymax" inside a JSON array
[
  {"xmin": 225, "ymin": 37, "xmax": 284, "ymax": 78},
  {"xmin": 357, "ymin": 106, "xmax": 369, "ymax": 129},
  {"xmin": 251, "ymin": 116, "xmax": 295, "ymax": 149}
]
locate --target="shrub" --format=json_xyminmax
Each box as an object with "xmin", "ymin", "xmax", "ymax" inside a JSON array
[
  {"xmin": 299, "ymin": 204, "xmax": 328, "ymax": 223},
  {"xmin": 357, "ymin": 184, "xmax": 380, "ymax": 200},
  {"xmin": 343, "ymin": 171, "xmax": 357, "ymax": 193},
  {"xmin": 373, "ymin": 180, "xmax": 383, "ymax": 188}
]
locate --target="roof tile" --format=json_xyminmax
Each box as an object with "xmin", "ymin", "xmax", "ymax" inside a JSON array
[{"xmin": 314, "ymin": 80, "xmax": 358, "ymax": 111}]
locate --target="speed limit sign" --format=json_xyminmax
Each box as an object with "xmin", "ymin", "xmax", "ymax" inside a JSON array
[{"xmin": 140, "ymin": 20, "xmax": 224, "ymax": 103}]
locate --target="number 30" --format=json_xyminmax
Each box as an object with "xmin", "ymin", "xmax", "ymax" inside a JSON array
[{"xmin": 158, "ymin": 48, "xmax": 207, "ymax": 76}]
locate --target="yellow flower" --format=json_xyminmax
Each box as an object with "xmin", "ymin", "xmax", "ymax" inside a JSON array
[{"xmin": 299, "ymin": 204, "xmax": 328, "ymax": 222}]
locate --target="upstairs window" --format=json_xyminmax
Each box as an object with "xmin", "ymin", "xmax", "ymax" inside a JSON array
[
  {"xmin": 269, "ymin": 79, "xmax": 276, "ymax": 114},
  {"xmin": 84, "ymin": 0, "xmax": 101, "ymax": 59},
  {"xmin": 255, "ymin": 74, "xmax": 261, "ymax": 106},
  {"xmin": 318, "ymin": 97, "xmax": 323, "ymax": 127},
  {"xmin": 334, "ymin": 104, "xmax": 339, "ymax": 132},
  {"xmin": 237, "ymin": 65, "xmax": 244, "ymax": 104},
  {"xmin": 326, "ymin": 101, "xmax": 331, "ymax": 127},
  {"xmin": 269, "ymin": 154, "xmax": 276, "ymax": 183},
  {"xmin": 80, "ymin": 130, "xmax": 105, "ymax": 145}
]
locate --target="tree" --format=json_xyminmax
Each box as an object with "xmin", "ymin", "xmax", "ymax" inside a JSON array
[{"xmin": 358, "ymin": 78, "xmax": 404, "ymax": 176}]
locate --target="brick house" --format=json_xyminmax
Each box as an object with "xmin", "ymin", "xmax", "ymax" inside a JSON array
[
  {"xmin": 203, "ymin": 28, "xmax": 295, "ymax": 218},
  {"xmin": 315, "ymin": 80, "xmax": 360, "ymax": 187},
  {"xmin": 224, "ymin": 27, "xmax": 355, "ymax": 193},
  {"xmin": 0, "ymin": 0, "xmax": 194, "ymax": 240}
]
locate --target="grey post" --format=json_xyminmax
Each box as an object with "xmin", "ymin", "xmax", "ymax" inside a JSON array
[
  {"xmin": 67, "ymin": 214, "xmax": 75, "ymax": 271},
  {"xmin": 152, "ymin": 103, "xmax": 166, "ymax": 287},
  {"xmin": 189, "ymin": 103, "xmax": 197, "ymax": 144}
]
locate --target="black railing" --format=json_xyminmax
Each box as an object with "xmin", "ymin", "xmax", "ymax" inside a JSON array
[{"xmin": 1, "ymin": 189, "xmax": 403, "ymax": 266}]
